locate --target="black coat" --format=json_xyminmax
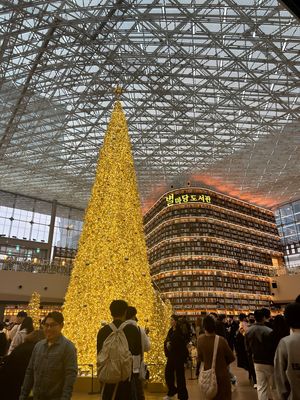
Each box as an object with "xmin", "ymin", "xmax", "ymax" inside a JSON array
[
  {"xmin": 164, "ymin": 327, "xmax": 189, "ymax": 362},
  {"xmin": 0, "ymin": 341, "xmax": 36, "ymax": 400},
  {"xmin": 0, "ymin": 332, "xmax": 8, "ymax": 357},
  {"xmin": 235, "ymin": 331, "xmax": 249, "ymax": 371}
]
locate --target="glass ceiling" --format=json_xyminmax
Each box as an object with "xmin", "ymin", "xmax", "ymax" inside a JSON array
[{"xmin": 0, "ymin": 0, "xmax": 299, "ymax": 211}]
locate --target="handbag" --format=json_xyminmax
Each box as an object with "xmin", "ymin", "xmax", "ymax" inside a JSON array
[{"xmin": 198, "ymin": 335, "xmax": 219, "ymax": 399}]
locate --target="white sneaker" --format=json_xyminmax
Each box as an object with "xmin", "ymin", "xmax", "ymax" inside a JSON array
[
  {"xmin": 163, "ymin": 396, "xmax": 174, "ymax": 400},
  {"xmin": 253, "ymin": 384, "xmax": 257, "ymax": 389}
]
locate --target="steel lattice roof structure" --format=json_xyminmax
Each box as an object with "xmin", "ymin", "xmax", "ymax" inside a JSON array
[{"xmin": 0, "ymin": 0, "xmax": 299, "ymax": 212}]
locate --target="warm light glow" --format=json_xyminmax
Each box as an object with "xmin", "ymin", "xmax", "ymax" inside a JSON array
[
  {"xmin": 146, "ymin": 216, "xmax": 280, "ymax": 241},
  {"xmin": 27, "ymin": 291, "xmax": 41, "ymax": 330},
  {"xmin": 144, "ymin": 200, "xmax": 277, "ymax": 230},
  {"xmin": 148, "ymin": 236, "xmax": 283, "ymax": 257},
  {"xmin": 188, "ymin": 175, "xmax": 281, "ymax": 208},
  {"xmin": 164, "ymin": 290, "xmax": 272, "ymax": 300},
  {"xmin": 62, "ymin": 100, "xmax": 171, "ymax": 382},
  {"xmin": 150, "ymin": 255, "xmax": 276, "ymax": 271},
  {"xmin": 152, "ymin": 269, "xmax": 272, "ymax": 283},
  {"xmin": 145, "ymin": 186, "xmax": 276, "ymax": 215}
]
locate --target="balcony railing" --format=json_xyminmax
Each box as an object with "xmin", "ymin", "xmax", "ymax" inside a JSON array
[{"xmin": 0, "ymin": 259, "xmax": 72, "ymax": 275}]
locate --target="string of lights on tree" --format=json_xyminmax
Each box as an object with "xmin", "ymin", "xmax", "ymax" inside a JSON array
[
  {"xmin": 27, "ymin": 291, "xmax": 41, "ymax": 330},
  {"xmin": 62, "ymin": 88, "xmax": 171, "ymax": 382}
]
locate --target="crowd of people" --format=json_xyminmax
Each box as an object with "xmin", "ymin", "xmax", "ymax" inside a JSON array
[
  {"xmin": 163, "ymin": 299, "xmax": 300, "ymax": 400},
  {"xmin": 0, "ymin": 298, "xmax": 299, "ymax": 400},
  {"xmin": 0, "ymin": 311, "xmax": 77, "ymax": 400}
]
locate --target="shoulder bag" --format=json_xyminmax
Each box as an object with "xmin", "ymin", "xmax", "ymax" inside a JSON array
[{"xmin": 198, "ymin": 335, "xmax": 219, "ymax": 399}]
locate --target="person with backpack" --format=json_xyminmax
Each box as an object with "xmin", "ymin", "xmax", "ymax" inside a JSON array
[{"xmin": 97, "ymin": 300, "xmax": 141, "ymax": 400}]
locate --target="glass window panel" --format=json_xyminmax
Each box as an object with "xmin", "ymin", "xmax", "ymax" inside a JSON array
[
  {"xmin": 55, "ymin": 216, "xmax": 68, "ymax": 228},
  {"xmin": 283, "ymin": 225, "xmax": 296, "ymax": 236},
  {"xmin": 67, "ymin": 232, "xmax": 80, "ymax": 248},
  {"xmin": 285, "ymin": 235, "xmax": 298, "ymax": 244},
  {"xmin": 274, "ymin": 209, "xmax": 280, "ymax": 218},
  {"xmin": 31, "ymin": 224, "xmax": 49, "ymax": 242},
  {"xmin": 10, "ymin": 221, "xmax": 19, "ymax": 237},
  {"xmin": 281, "ymin": 215, "xmax": 295, "ymax": 225},
  {"xmin": 68, "ymin": 219, "xmax": 83, "ymax": 231},
  {"xmin": 53, "ymin": 227, "xmax": 67, "ymax": 247},
  {"xmin": 30, "ymin": 226, "xmax": 40, "ymax": 241},
  {"xmin": 10, "ymin": 220, "xmax": 31, "ymax": 239},
  {"xmin": 294, "ymin": 213, "xmax": 300, "ymax": 223},
  {"xmin": 19, "ymin": 221, "xmax": 31, "ymax": 239},
  {"xmin": 0, "ymin": 206, "xmax": 14, "ymax": 218},
  {"xmin": 33, "ymin": 212, "xmax": 51, "ymax": 225},
  {"xmin": 14, "ymin": 208, "xmax": 33, "ymax": 222},
  {"xmin": 280, "ymin": 205, "xmax": 293, "ymax": 218},
  {"xmin": 40, "ymin": 226, "xmax": 49, "ymax": 242},
  {"xmin": 0, "ymin": 217, "xmax": 11, "ymax": 236},
  {"xmin": 53, "ymin": 227, "xmax": 60, "ymax": 247},
  {"xmin": 293, "ymin": 201, "xmax": 300, "ymax": 214}
]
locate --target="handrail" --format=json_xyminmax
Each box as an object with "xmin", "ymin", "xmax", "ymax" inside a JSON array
[{"xmin": 0, "ymin": 259, "xmax": 72, "ymax": 275}]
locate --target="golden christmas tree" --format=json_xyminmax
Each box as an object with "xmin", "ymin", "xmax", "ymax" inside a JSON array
[
  {"xmin": 63, "ymin": 88, "xmax": 171, "ymax": 381},
  {"xmin": 28, "ymin": 291, "xmax": 41, "ymax": 330},
  {"xmin": 146, "ymin": 292, "xmax": 173, "ymax": 383}
]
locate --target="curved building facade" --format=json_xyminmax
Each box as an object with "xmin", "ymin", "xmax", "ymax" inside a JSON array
[{"xmin": 144, "ymin": 188, "xmax": 284, "ymax": 316}]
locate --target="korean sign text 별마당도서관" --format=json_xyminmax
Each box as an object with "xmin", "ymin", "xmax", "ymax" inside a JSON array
[{"xmin": 165, "ymin": 193, "xmax": 212, "ymax": 207}]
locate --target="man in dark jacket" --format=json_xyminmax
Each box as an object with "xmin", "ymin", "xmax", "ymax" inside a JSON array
[
  {"xmin": 245, "ymin": 309, "xmax": 274, "ymax": 400},
  {"xmin": 97, "ymin": 300, "xmax": 141, "ymax": 400}
]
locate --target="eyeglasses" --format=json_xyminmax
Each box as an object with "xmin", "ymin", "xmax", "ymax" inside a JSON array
[{"xmin": 44, "ymin": 323, "xmax": 60, "ymax": 329}]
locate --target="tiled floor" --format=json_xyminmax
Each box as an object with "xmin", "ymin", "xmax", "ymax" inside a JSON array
[{"xmin": 72, "ymin": 362, "xmax": 258, "ymax": 400}]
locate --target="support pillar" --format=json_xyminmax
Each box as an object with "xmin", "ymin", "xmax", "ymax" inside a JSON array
[{"xmin": 47, "ymin": 200, "xmax": 57, "ymax": 261}]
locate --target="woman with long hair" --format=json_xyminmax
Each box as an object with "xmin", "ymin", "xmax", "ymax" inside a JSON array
[
  {"xmin": 197, "ymin": 315, "xmax": 235, "ymax": 400},
  {"xmin": 7, "ymin": 316, "xmax": 34, "ymax": 355},
  {"xmin": 271, "ymin": 314, "xmax": 290, "ymax": 349},
  {"xmin": 0, "ymin": 329, "xmax": 44, "ymax": 400},
  {"xmin": 164, "ymin": 315, "xmax": 189, "ymax": 400}
]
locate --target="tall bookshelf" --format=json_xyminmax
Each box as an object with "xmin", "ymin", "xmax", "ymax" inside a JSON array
[{"xmin": 144, "ymin": 188, "xmax": 285, "ymax": 316}]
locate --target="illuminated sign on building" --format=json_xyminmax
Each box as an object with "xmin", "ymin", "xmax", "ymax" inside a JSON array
[{"xmin": 166, "ymin": 193, "xmax": 212, "ymax": 207}]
